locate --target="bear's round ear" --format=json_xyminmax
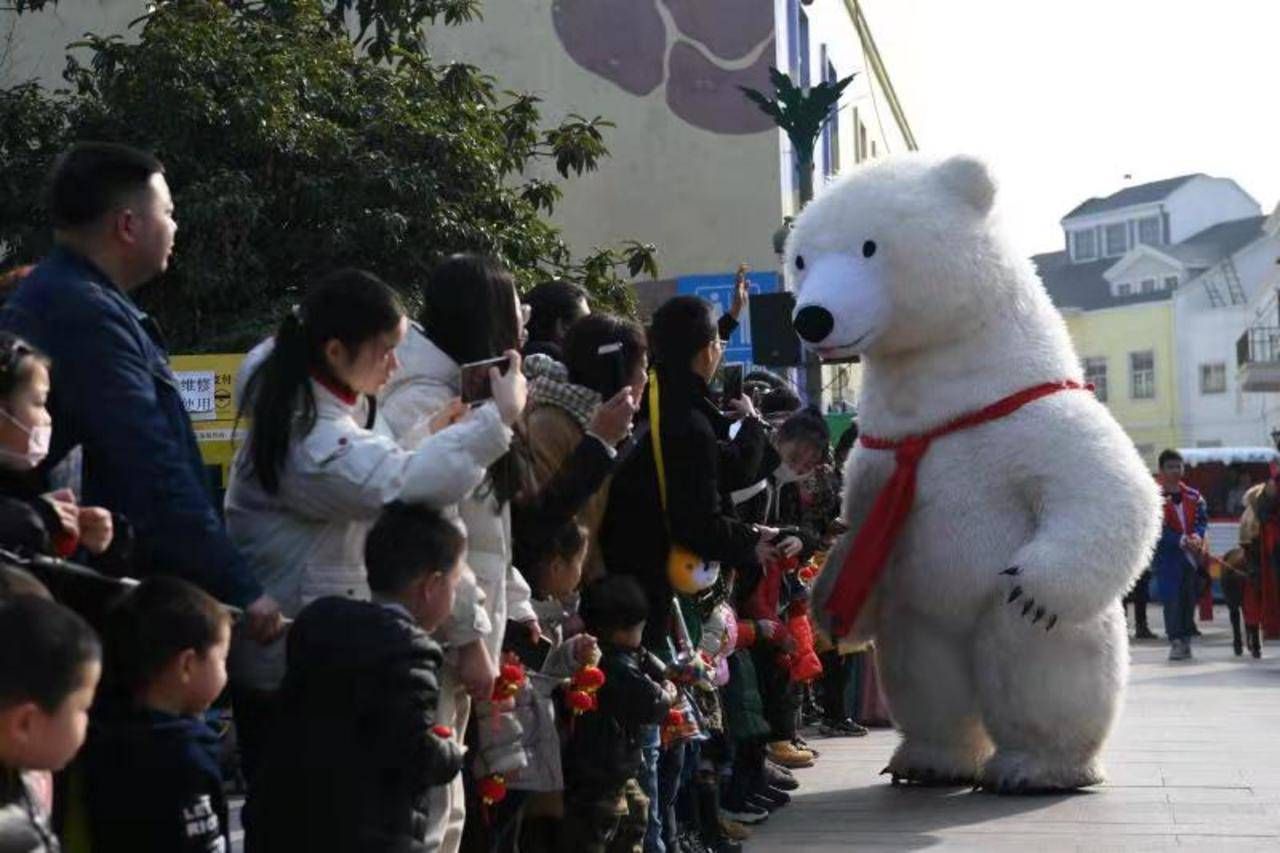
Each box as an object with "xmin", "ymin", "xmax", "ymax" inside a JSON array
[{"xmin": 935, "ymin": 155, "xmax": 996, "ymax": 216}]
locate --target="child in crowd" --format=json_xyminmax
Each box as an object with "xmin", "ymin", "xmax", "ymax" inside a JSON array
[
  {"xmin": 497, "ymin": 521, "xmax": 598, "ymax": 853},
  {"xmin": 246, "ymin": 501, "xmax": 466, "ymax": 852},
  {"xmin": 84, "ymin": 576, "xmax": 233, "ymax": 852},
  {"xmin": 0, "ymin": 595, "xmax": 101, "ymax": 853},
  {"xmin": 562, "ymin": 575, "xmax": 674, "ymax": 853}
]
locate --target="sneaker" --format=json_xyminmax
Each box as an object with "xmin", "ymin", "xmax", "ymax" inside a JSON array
[
  {"xmin": 746, "ymin": 793, "xmax": 782, "ymax": 813},
  {"xmin": 750, "ymin": 785, "xmax": 791, "ymax": 809},
  {"xmin": 678, "ymin": 832, "xmax": 712, "ymax": 853},
  {"xmin": 1134, "ymin": 626, "xmax": 1157, "ymax": 640},
  {"xmin": 767, "ymin": 740, "xmax": 815, "ymax": 768},
  {"xmin": 762, "ymin": 762, "xmax": 799, "ymax": 791},
  {"xmin": 766, "ymin": 760, "xmax": 796, "ymax": 782},
  {"xmin": 1168, "ymin": 639, "xmax": 1191, "ymax": 661},
  {"xmin": 720, "ymin": 803, "xmax": 768, "ymax": 826},
  {"xmin": 819, "ymin": 718, "xmax": 869, "ymax": 738},
  {"xmin": 719, "ymin": 817, "xmax": 751, "ymax": 842}
]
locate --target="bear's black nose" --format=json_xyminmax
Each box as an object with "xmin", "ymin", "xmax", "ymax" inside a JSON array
[{"xmin": 793, "ymin": 306, "xmax": 834, "ymax": 343}]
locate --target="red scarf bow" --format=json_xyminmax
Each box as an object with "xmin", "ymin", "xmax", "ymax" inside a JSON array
[{"xmin": 825, "ymin": 380, "xmax": 1089, "ymax": 636}]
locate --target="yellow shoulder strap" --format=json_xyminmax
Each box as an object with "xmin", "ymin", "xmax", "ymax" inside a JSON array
[{"xmin": 648, "ymin": 369, "xmax": 669, "ymax": 517}]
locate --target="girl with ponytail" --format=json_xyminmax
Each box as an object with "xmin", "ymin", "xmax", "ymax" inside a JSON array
[{"xmin": 223, "ymin": 268, "xmax": 517, "ymax": 777}]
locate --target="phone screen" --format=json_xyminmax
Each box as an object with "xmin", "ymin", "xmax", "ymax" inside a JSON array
[
  {"xmin": 710, "ymin": 362, "xmax": 744, "ymax": 410},
  {"xmin": 459, "ymin": 356, "xmax": 511, "ymax": 405},
  {"xmin": 598, "ymin": 342, "xmax": 624, "ymax": 397}
]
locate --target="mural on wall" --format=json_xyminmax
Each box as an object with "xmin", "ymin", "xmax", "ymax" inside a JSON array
[{"xmin": 552, "ymin": 0, "xmax": 776, "ymax": 135}]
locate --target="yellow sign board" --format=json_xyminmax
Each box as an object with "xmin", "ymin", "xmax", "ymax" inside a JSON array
[{"xmin": 169, "ymin": 353, "xmax": 246, "ymax": 488}]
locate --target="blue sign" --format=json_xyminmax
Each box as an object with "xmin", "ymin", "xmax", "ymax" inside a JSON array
[{"xmin": 676, "ymin": 271, "xmax": 779, "ymax": 366}]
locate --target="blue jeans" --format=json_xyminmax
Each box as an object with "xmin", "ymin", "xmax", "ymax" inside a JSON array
[
  {"xmin": 657, "ymin": 741, "xmax": 687, "ymax": 851},
  {"xmin": 640, "ymin": 725, "xmax": 664, "ymax": 853},
  {"xmin": 1161, "ymin": 563, "xmax": 1196, "ymax": 642}
]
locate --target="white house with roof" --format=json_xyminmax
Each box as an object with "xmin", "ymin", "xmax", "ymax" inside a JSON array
[
  {"xmin": 1036, "ymin": 173, "xmax": 1279, "ymax": 461},
  {"xmin": 1173, "ymin": 208, "xmax": 1280, "ymax": 447},
  {"xmin": 1235, "ymin": 205, "xmax": 1280, "ymax": 430}
]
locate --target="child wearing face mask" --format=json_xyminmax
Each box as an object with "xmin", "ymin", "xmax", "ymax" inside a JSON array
[{"xmin": 0, "ymin": 333, "xmax": 126, "ymax": 569}]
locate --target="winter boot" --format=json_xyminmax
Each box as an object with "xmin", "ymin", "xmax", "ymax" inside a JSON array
[
  {"xmin": 1248, "ymin": 625, "xmax": 1262, "ymax": 659},
  {"xmin": 766, "ymin": 740, "xmax": 814, "ymax": 769},
  {"xmin": 1230, "ymin": 607, "xmax": 1244, "ymax": 657}
]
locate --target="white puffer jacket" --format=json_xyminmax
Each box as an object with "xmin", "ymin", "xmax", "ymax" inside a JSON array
[
  {"xmin": 226, "ymin": 338, "xmax": 511, "ymax": 690},
  {"xmin": 380, "ymin": 324, "xmax": 537, "ymax": 661}
]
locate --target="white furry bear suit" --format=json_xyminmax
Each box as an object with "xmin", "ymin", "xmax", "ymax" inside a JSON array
[{"xmin": 791, "ymin": 154, "xmax": 1161, "ymax": 792}]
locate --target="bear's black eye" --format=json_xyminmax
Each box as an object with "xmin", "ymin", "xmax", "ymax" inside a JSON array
[
  {"xmin": 795, "ymin": 255, "xmax": 806, "ymax": 271},
  {"xmin": 862, "ymin": 240, "xmax": 877, "ymax": 258}
]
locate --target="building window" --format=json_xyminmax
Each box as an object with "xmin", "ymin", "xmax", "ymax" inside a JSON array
[
  {"xmin": 853, "ymin": 108, "xmax": 862, "ymax": 163},
  {"xmin": 1117, "ymin": 282, "xmax": 1132, "ymax": 296},
  {"xmin": 1073, "ymin": 230, "xmax": 1097, "ymax": 261},
  {"xmin": 1163, "ymin": 275, "xmax": 1178, "ymax": 290},
  {"xmin": 1200, "ymin": 362, "xmax": 1227, "ymax": 394},
  {"xmin": 1130, "ymin": 351, "xmax": 1155, "ymax": 399},
  {"xmin": 821, "ymin": 52, "xmax": 840, "ymax": 178},
  {"xmin": 1105, "ymin": 223, "xmax": 1128, "ymax": 256},
  {"xmin": 797, "ymin": 9, "xmax": 811, "ymax": 87},
  {"xmin": 1138, "ymin": 216, "xmax": 1162, "ymax": 246},
  {"xmin": 1196, "ymin": 440, "xmax": 1224, "ymax": 448},
  {"xmin": 1083, "ymin": 357, "xmax": 1108, "ymax": 402},
  {"xmin": 1141, "ymin": 278, "xmax": 1156, "ymax": 293}
]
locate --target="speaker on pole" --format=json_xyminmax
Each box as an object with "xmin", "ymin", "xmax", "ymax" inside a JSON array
[{"xmin": 749, "ymin": 292, "xmax": 802, "ymax": 367}]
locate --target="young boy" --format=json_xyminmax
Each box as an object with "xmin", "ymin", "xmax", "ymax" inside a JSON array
[
  {"xmin": 562, "ymin": 575, "xmax": 674, "ymax": 853},
  {"xmin": 84, "ymin": 575, "xmax": 233, "ymax": 852},
  {"xmin": 246, "ymin": 501, "xmax": 466, "ymax": 853},
  {"xmin": 0, "ymin": 595, "xmax": 102, "ymax": 853}
]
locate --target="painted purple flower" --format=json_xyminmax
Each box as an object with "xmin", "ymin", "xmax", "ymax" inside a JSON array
[{"xmin": 553, "ymin": 0, "xmax": 778, "ymax": 136}]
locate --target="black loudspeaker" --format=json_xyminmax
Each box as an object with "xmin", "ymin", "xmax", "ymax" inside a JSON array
[{"xmin": 749, "ymin": 292, "xmax": 802, "ymax": 366}]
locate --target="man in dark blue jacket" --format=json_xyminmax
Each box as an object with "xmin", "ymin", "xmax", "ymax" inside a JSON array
[{"xmin": 0, "ymin": 142, "xmax": 282, "ymax": 640}]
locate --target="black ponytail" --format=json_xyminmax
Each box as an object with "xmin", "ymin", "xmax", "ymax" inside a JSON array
[{"xmin": 239, "ymin": 269, "xmax": 403, "ymax": 494}]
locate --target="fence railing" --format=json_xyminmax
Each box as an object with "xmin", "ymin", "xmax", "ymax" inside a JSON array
[{"xmin": 1237, "ymin": 326, "xmax": 1280, "ymax": 367}]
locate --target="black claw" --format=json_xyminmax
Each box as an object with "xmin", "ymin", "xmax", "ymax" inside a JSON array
[
  {"xmin": 880, "ymin": 767, "xmax": 891, "ymax": 776},
  {"xmin": 1046, "ymin": 615, "xmax": 1058, "ymax": 631},
  {"xmin": 1021, "ymin": 599, "xmax": 1035, "ymax": 617},
  {"xmin": 1007, "ymin": 586, "xmax": 1023, "ymax": 603},
  {"xmin": 1000, "ymin": 567, "xmax": 1021, "ymax": 576},
  {"xmin": 1031, "ymin": 606, "xmax": 1045, "ymax": 624}
]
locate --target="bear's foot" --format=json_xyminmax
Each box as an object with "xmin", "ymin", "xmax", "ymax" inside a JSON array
[
  {"xmin": 883, "ymin": 738, "xmax": 987, "ymax": 788},
  {"xmin": 978, "ymin": 750, "xmax": 1104, "ymax": 794}
]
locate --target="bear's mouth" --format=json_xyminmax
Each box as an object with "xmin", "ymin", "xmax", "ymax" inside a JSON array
[{"xmin": 815, "ymin": 331, "xmax": 872, "ymax": 360}]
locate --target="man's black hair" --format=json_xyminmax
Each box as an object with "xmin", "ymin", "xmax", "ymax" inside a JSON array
[
  {"xmin": 365, "ymin": 502, "xmax": 466, "ymax": 596},
  {"xmin": 1158, "ymin": 449, "xmax": 1184, "ymax": 468},
  {"xmin": 46, "ymin": 142, "xmax": 165, "ymax": 230}
]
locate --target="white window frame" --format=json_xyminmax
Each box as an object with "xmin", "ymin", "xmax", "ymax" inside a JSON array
[
  {"xmin": 1130, "ymin": 351, "xmax": 1156, "ymax": 400},
  {"xmin": 1104, "ymin": 222, "xmax": 1128, "ymax": 257},
  {"xmin": 1200, "ymin": 362, "xmax": 1227, "ymax": 395},
  {"xmin": 1083, "ymin": 356, "xmax": 1108, "ymax": 402},
  {"xmin": 1073, "ymin": 229, "xmax": 1097, "ymax": 261},
  {"xmin": 1138, "ymin": 216, "xmax": 1162, "ymax": 246}
]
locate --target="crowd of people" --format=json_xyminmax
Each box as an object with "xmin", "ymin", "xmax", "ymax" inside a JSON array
[{"xmin": 0, "ymin": 141, "xmax": 893, "ymax": 853}]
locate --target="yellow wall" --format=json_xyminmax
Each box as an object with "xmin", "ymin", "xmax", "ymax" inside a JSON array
[{"xmin": 1063, "ymin": 302, "xmax": 1178, "ymax": 469}]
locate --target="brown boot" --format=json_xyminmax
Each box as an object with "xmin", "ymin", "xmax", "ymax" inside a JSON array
[{"xmin": 766, "ymin": 740, "xmax": 814, "ymax": 769}]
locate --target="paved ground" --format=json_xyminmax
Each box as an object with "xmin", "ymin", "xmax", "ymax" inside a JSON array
[{"xmin": 752, "ymin": 606, "xmax": 1280, "ymax": 851}]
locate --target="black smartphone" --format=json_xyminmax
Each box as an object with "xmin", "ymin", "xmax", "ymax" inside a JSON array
[
  {"xmin": 711, "ymin": 362, "xmax": 744, "ymax": 411},
  {"xmin": 459, "ymin": 355, "xmax": 511, "ymax": 405}
]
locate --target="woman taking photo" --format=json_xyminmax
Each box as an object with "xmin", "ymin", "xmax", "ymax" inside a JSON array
[{"xmin": 225, "ymin": 268, "xmax": 520, "ymax": 779}]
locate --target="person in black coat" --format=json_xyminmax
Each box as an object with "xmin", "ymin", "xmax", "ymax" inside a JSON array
[
  {"xmin": 244, "ymin": 502, "xmax": 466, "ymax": 853},
  {"xmin": 601, "ymin": 296, "xmax": 778, "ymax": 655}
]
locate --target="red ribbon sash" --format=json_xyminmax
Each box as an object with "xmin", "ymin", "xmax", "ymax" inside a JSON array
[{"xmin": 825, "ymin": 380, "xmax": 1089, "ymax": 635}]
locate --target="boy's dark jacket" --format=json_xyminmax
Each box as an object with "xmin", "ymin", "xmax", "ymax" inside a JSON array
[
  {"xmin": 83, "ymin": 705, "xmax": 228, "ymax": 852},
  {"xmin": 245, "ymin": 596, "xmax": 463, "ymax": 853},
  {"xmin": 562, "ymin": 641, "xmax": 671, "ymax": 793}
]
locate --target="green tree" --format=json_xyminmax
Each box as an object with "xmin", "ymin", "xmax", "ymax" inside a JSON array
[{"xmin": 0, "ymin": 0, "xmax": 656, "ymax": 351}]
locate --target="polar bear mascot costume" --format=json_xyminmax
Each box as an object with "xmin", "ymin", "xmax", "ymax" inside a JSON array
[{"xmin": 794, "ymin": 154, "xmax": 1160, "ymax": 793}]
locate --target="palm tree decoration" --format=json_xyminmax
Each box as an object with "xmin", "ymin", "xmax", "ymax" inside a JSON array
[{"xmin": 741, "ymin": 67, "xmax": 855, "ymax": 204}]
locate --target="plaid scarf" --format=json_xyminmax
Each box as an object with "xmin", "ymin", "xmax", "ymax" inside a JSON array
[{"xmin": 525, "ymin": 353, "xmax": 600, "ymax": 428}]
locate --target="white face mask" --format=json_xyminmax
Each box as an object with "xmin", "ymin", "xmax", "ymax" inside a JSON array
[{"xmin": 0, "ymin": 409, "xmax": 51, "ymax": 470}]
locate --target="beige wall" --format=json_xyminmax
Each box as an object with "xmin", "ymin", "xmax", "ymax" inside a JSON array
[
  {"xmin": 1, "ymin": 0, "xmax": 142, "ymax": 88},
  {"xmin": 429, "ymin": 1, "xmax": 786, "ymax": 280}
]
